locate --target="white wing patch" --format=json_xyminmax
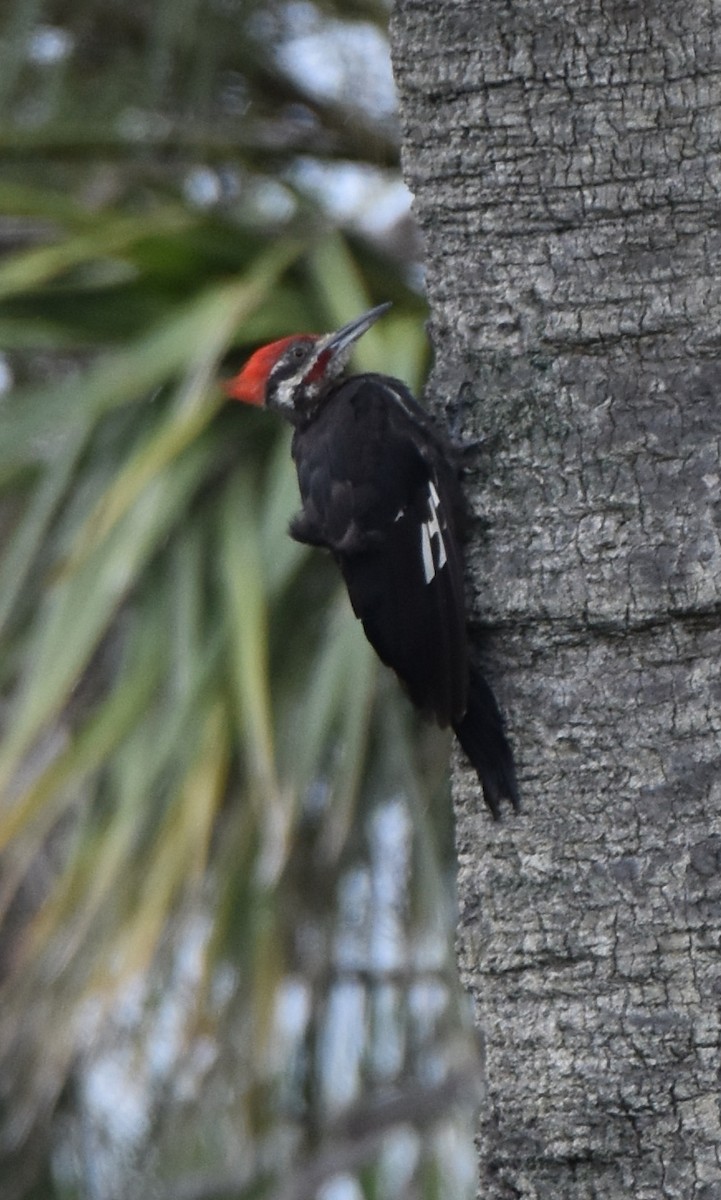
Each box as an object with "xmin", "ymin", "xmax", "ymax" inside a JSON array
[{"xmin": 420, "ymin": 480, "xmax": 447, "ymax": 584}]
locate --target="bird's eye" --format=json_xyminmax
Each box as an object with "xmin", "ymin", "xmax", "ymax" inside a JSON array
[{"xmin": 292, "ymin": 345, "xmax": 308, "ymax": 361}]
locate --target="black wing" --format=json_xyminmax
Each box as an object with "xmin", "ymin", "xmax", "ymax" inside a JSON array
[{"xmin": 290, "ymin": 375, "xmax": 469, "ymax": 726}]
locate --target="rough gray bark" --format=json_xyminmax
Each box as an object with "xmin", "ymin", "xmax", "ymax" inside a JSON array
[{"xmin": 391, "ymin": 2, "xmax": 721, "ymax": 1197}]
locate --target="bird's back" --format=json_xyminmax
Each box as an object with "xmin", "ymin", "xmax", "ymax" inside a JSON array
[{"xmin": 290, "ymin": 374, "xmax": 469, "ymax": 726}]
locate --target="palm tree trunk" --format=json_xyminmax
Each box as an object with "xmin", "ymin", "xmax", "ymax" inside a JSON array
[{"xmin": 392, "ymin": 2, "xmax": 721, "ymax": 1196}]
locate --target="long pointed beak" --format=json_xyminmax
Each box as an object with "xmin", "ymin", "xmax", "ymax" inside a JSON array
[{"xmin": 319, "ymin": 301, "xmax": 392, "ymax": 359}]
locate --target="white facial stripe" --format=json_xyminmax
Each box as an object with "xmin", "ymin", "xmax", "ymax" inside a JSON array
[
  {"xmin": 420, "ymin": 480, "xmax": 447, "ymax": 583},
  {"xmin": 274, "ymin": 378, "xmax": 297, "ymax": 410}
]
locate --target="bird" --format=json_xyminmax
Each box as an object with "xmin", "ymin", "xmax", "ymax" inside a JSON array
[{"xmin": 224, "ymin": 302, "xmax": 519, "ymax": 818}]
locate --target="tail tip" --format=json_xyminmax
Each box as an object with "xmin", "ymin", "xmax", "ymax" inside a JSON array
[{"xmin": 480, "ymin": 773, "xmax": 521, "ymax": 822}]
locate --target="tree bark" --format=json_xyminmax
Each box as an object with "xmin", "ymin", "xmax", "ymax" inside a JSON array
[{"xmin": 391, "ymin": 2, "xmax": 721, "ymax": 1197}]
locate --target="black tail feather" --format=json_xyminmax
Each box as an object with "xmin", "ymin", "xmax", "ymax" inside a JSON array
[{"xmin": 452, "ymin": 666, "xmax": 520, "ymax": 820}]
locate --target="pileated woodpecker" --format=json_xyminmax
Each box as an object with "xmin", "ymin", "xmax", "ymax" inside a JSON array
[{"xmin": 225, "ymin": 303, "xmax": 519, "ymax": 817}]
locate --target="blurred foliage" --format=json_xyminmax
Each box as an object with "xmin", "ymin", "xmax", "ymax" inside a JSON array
[{"xmin": 0, "ymin": 3, "xmax": 477, "ymax": 1199}]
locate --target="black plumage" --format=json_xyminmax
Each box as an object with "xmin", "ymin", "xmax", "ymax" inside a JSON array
[
  {"xmin": 225, "ymin": 303, "xmax": 519, "ymax": 818},
  {"xmin": 290, "ymin": 375, "xmax": 518, "ymax": 818}
]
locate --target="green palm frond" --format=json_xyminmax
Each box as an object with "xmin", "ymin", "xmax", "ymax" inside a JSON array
[
  {"xmin": 0, "ymin": 4, "xmax": 470, "ymax": 1197},
  {"xmin": 0, "ymin": 187, "xmax": 436, "ymax": 1151}
]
